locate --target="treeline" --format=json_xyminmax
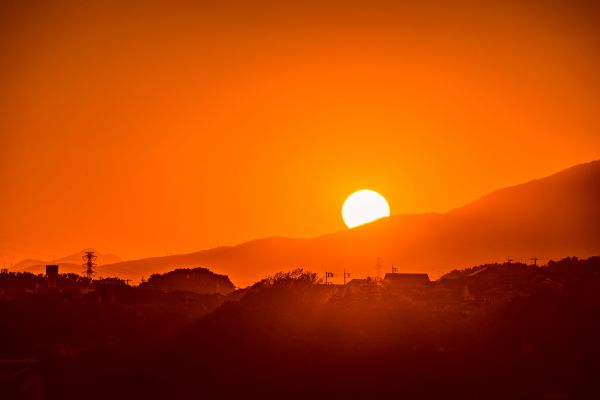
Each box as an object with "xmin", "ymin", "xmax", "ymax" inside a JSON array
[
  {"xmin": 141, "ymin": 267, "xmax": 235, "ymax": 294},
  {"xmin": 0, "ymin": 266, "xmax": 236, "ymax": 299},
  {"xmin": 0, "ymin": 272, "xmax": 91, "ymax": 298}
]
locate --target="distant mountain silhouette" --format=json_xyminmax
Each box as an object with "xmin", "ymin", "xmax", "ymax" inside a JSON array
[
  {"xmin": 86, "ymin": 161, "xmax": 600, "ymax": 286},
  {"xmin": 14, "ymin": 249, "xmax": 122, "ymax": 276}
]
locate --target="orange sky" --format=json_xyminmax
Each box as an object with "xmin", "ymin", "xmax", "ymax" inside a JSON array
[{"xmin": 1, "ymin": 0, "xmax": 599, "ymax": 263}]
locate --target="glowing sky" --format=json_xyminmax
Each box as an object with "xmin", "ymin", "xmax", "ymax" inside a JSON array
[{"xmin": 1, "ymin": 0, "xmax": 599, "ymax": 262}]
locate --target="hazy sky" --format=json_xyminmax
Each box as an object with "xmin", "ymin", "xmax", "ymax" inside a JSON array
[{"xmin": 1, "ymin": 0, "xmax": 599, "ymax": 263}]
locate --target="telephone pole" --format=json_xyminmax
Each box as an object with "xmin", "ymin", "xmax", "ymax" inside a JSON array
[{"xmin": 375, "ymin": 257, "xmax": 383, "ymax": 277}]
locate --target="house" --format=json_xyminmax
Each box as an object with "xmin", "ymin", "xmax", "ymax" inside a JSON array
[{"xmin": 383, "ymin": 273, "xmax": 430, "ymax": 287}]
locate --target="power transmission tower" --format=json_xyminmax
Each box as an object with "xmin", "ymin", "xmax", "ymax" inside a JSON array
[{"xmin": 82, "ymin": 251, "xmax": 97, "ymax": 280}]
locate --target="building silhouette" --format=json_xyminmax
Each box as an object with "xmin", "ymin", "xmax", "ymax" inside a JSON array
[{"xmin": 45, "ymin": 265, "xmax": 58, "ymax": 289}]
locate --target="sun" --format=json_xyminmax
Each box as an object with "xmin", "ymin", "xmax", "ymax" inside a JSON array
[{"xmin": 342, "ymin": 189, "xmax": 390, "ymax": 228}]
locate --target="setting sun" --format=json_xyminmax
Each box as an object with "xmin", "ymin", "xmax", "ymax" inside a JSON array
[{"xmin": 342, "ymin": 190, "xmax": 390, "ymax": 228}]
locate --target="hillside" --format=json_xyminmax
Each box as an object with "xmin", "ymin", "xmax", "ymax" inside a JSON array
[
  {"xmin": 3, "ymin": 257, "xmax": 600, "ymax": 399},
  {"xmin": 33, "ymin": 160, "xmax": 600, "ymax": 287}
]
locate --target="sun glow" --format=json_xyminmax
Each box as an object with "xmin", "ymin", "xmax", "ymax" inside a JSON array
[{"xmin": 342, "ymin": 190, "xmax": 390, "ymax": 228}]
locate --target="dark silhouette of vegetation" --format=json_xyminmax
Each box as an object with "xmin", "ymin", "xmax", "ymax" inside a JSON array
[
  {"xmin": 1, "ymin": 257, "xmax": 599, "ymax": 399},
  {"xmin": 249, "ymin": 267, "xmax": 321, "ymax": 289},
  {"xmin": 141, "ymin": 267, "xmax": 235, "ymax": 294}
]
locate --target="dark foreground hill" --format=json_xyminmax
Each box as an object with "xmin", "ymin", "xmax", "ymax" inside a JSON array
[
  {"xmin": 1, "ymin": 257, "xmax": 598, "ymax": 399},
  {"xmin": 100, "ymin": 160, "xmax": 600, "ymax": 286}
]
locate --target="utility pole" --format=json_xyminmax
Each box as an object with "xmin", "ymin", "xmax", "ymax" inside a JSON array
[
  {"xmin": 376, "ymin": 257, "xmax": 383, "ymax": 277},
  {"xmin": 530, "ymin": 257, "xmax": 546, "ymax": 266},
  {"xmin": 343, "ymin": 269, "xmax": 351, "ymax": 285}
]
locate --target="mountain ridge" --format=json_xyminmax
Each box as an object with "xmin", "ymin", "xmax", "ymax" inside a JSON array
[{"xmin": 15, "ymin": 160, "xmax": 600, "ymax": 287}]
